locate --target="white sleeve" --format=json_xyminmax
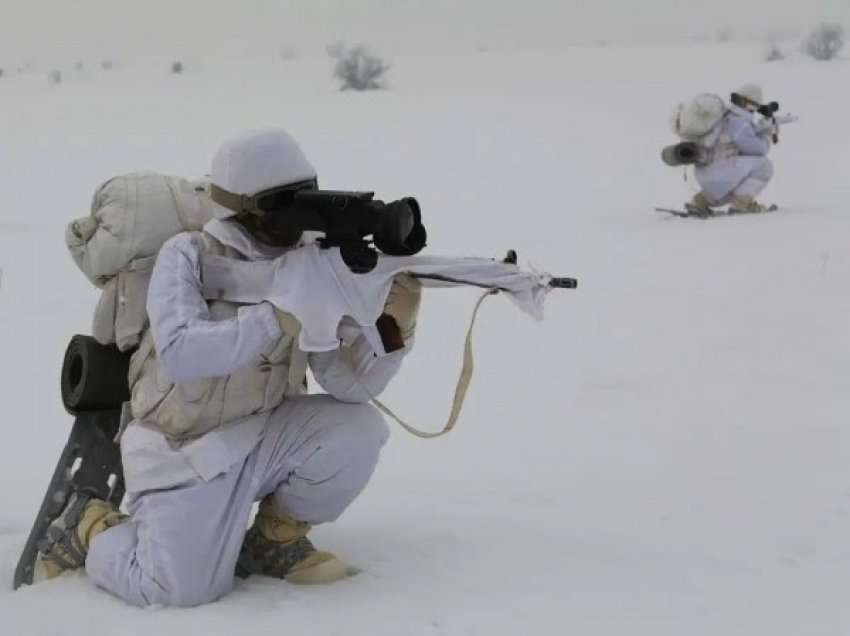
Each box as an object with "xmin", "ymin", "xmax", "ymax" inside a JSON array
[
  {"xmin": 732, "ymin": 120, "xmax": 771, "ymax": 156},
  {"xmin": 308, "ymin": 328, "xmax": 411, "ymax": 403},
  {"xmin": 147, "ymin": 233, "xmax": 282, "ymax": 383}
]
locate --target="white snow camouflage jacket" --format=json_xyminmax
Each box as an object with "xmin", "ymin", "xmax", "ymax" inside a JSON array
[{"xmin": 122, "ymin": 219, "xmax": 411, "ymax": 491}]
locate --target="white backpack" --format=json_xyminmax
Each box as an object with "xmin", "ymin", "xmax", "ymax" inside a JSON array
[
  {"xmin": 670, "ymin": 93, "xmax": 726, "ymax": 143},
  {"xmin": 66, "ymin": 172, "xmax": 215, "ymax": 351}
]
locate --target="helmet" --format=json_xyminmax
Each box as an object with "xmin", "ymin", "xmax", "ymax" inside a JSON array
[
  {"xmin": 732, "ymin": 83, "xmax": 763, "ymax": 107},
  {"xmin": 210, "ymin": 129, "xmax": 317, "ymax": 220}
]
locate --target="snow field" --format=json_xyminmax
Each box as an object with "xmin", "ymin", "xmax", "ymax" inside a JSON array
[{"xmin": 0, "ymin": 44, "xmax": 848, "ymax": 635}]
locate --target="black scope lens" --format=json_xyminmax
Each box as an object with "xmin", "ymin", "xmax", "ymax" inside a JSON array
[
  {"xmin": 373, "ymin": 197, "xmax": 426, "ymax": 256},
  {"xmin": 758, "ymin": 102, "xmax": 780, "ymax": 117},
  {"xmin": 381, "ymin": 199, "xmax": 415, "ymax": 245}
]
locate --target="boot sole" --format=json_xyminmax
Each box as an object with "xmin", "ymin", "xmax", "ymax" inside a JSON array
[
  {"xmin": 284, "ymin": 557, "xmax": 357, "ymax": 585},
  {"xmin": 31, "ymin": 554, "xmax": 74, "ymax": 583},
  {"xmin": 31, "ymin": 556, "xmax": 50, "ymax": 583}
]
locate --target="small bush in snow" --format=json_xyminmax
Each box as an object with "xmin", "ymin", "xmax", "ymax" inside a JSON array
[
  {"xmin": 804, "ymin": 23, "xmax": 845, "ymax": 60},
  {"xmin": 332, "ymin": 45, "xmax": 389, "ymax": 91},
  {"xmin": 171, "ymin": 60, "xmax": 184, "ymax": 74},
  {"xmin": 764, "ymin": 43, "xmax": 785, "ymax": 62},
  {"xmin": 280, "ymin": 47, "xmax": 297, "ymax": 61},
  {"xmin": 0, "ymin": 68, "xmax": 4, "ymax": 79},
  {"xmin": 48, "ymin": 70, "xmax": 62, "ymax": 85},
  {"xmin": 101, "ymin": 60, "xmax": 113, "ymax": 70}
]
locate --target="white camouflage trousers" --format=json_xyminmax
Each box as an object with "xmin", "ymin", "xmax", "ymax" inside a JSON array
[
  {"xmin": 696, "ymin": 155, "xmax": 774, "ymax": 204},
  {"xmin": 85, "ymin": 395, "xmax": 389, "ymax": 607}
]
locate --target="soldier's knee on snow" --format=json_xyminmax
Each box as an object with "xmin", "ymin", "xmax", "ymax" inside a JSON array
[
  {"xmin": 143, "ymin": 569, "xmax": 232, "ymax": 608},
  {"xmin": 87, "ymin": 524, "xmax": 225, "ymax": 608}
]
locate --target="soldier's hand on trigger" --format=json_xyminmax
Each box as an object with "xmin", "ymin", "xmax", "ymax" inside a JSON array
[{"xmin": 264, "ymin": 274, "xmax": 422, "ymax": 354}]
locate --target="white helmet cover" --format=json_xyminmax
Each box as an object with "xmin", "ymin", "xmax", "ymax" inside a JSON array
[
  {"xmin": 210, "ymin": 128, "xmax": 317, "ymax": 219},
  {"xmin": 734, "ymin": 83, "xmax": 764, "ymax": 105}
]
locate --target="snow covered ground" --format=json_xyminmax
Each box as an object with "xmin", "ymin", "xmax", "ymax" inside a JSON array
[{"xmin": 1, "ymin": 43, "xmax": 849, "ymax": 635}]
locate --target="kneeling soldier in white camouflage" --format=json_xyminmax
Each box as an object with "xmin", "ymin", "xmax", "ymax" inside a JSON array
[{"xmin": 35, "ymin": 129, "xmax": 420, "ymax": 607}]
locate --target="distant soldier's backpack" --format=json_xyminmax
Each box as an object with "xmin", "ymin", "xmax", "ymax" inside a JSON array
[{"xmin": 670, "ymin": 93, "xmax": 726, "ymax": 142}]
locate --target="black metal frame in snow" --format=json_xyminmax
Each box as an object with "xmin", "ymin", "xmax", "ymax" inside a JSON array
[{"xmin": 13, "ymin": 409, "xmax": 125, "ymax": 589}]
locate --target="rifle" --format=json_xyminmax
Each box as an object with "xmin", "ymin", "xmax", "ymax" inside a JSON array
[{"xmin": 756, "ymin": 113, "xmax": 799, "ymax": 143}]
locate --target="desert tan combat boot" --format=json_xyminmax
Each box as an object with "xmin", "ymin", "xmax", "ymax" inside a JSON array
[
  {"xmin": 684, "ymin": 192, "xmax": 713, "ymax": 217},
  {"xmin": 34, "ymin": 494, "xmax": 127, "ymax": 581},
  {"xmin": 729, "ymin": 194, "xmax": 768, "ymax": 214},
  {"xmin": 237, "ymin": 497, "xmax": 351, "ymax": 584}
]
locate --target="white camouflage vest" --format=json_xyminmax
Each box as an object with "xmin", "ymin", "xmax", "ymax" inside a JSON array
[
  {"xmin": 128, "ymin": 232, "xmax": 307, "ymax": 442},
  {"xmin": 705, "ymin": 111, "xmax": 745, "ymax": 165}
]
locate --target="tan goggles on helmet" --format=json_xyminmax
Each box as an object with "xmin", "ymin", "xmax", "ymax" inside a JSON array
[{"xmin": 210, "ymin": 179, "xmax": 318, "ymax": 216}]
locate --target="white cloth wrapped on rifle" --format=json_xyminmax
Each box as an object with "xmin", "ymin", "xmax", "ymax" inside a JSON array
[{"xmin": 200, "ymin": 238, "xmax": 553, "ymax": 357}]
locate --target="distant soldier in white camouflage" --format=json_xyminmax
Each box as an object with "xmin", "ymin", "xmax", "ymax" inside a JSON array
[{"xmin": 686, "ymin": 84, "xmax": 778, "ymax": 216}]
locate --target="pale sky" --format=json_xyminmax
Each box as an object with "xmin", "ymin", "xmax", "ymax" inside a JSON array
[{"xmin": 1, "ymin": 0, "xmax": 848, "ymax": 64}]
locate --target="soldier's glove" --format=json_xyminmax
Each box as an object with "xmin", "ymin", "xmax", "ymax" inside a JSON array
[{"xmin": 378, "ymin": 274, "xmax": 422, "ymax": 353}]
